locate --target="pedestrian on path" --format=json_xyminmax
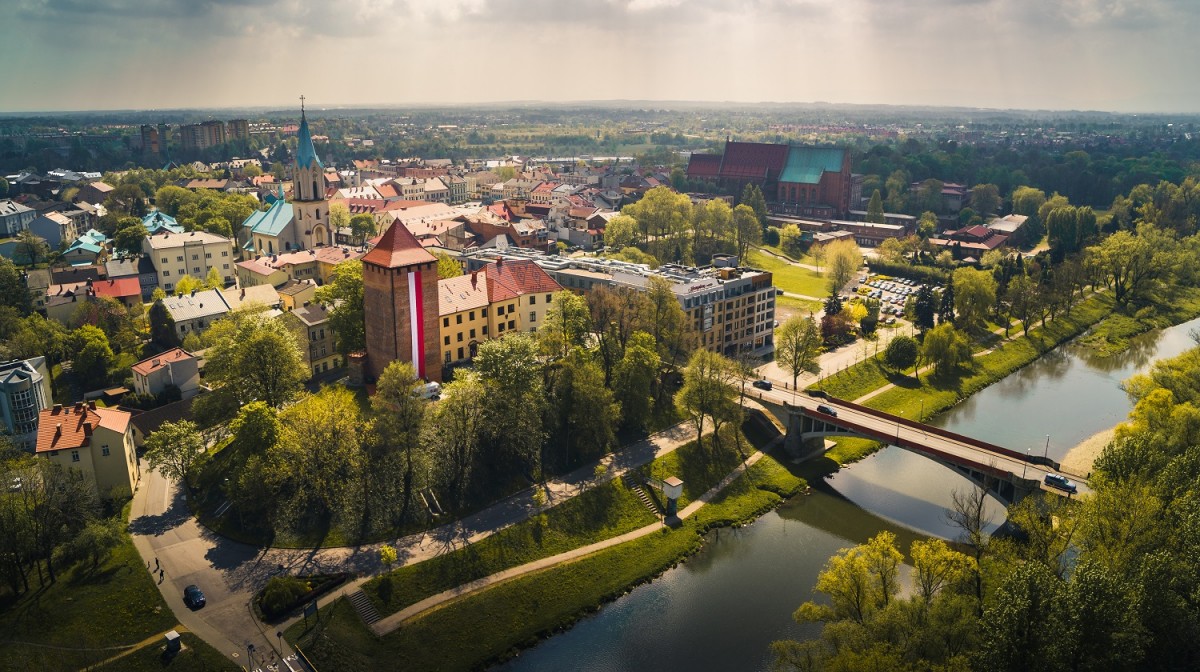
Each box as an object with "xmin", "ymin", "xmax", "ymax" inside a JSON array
[
  {"xmin": 155, "ymin": 557, "xmax": 159, "ymax": 570},
  {"xmin": 159, "ymin": 568, "xmax": 164, "ymax": 581}
]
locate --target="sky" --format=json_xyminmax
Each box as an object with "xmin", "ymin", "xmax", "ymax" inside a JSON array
[{"xmin": 2, "ymin": 0, "xmax": 1199, "ymax": 114}]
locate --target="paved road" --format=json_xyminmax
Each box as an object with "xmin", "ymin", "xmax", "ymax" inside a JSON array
[{"xmin": 128, "ymin": 420, "xmax": 708, "ymax": 666}]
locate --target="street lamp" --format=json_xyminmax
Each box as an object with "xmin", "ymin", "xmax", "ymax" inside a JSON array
[
  {"xmin": 1022, "ymin": 446, "xmax": 1030, "ymax": 479},
  {"xmin": 1044, "ymin": 434, "xmax": 1050, "ymax": 461}
]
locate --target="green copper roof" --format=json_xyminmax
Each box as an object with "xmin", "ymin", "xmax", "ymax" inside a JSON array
[
  {"xmin": 241, "ymin": 200, "xmax": 294, "ymax": 237},
  {"xmin": 779, "ymin": 146, "xmax": 845, "ymax": 185},
  {"xmin": 296, "ymin": 111, "xmax": 323, "ymax": 170}
]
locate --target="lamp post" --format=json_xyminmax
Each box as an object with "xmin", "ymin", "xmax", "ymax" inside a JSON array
[
  {"xmin": 1022, "ymin": 446, "xmax": 1030, "ymax": 479},
  {"xmin": 1044, "ymin": 434, "xmax": 1050, "ymax": 461}
]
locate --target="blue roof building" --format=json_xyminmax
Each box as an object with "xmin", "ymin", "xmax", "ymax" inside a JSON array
[{"xmin": 142, "ymin": 211, "xmax": 184, "ymax": 235}]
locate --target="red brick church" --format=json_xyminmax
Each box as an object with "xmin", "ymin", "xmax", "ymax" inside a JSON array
[{"xmin": 687, "ymin": 141, "xmax": 852, "ymax": 219}]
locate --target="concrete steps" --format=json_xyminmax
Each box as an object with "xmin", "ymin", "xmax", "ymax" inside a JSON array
[
  {"xmin": 627, "ymin": 480, "xmax": 661, "ymax": 516},
  {"xmin": 347, "ymin": 589, "xmax": 380, "ymax": 626}
]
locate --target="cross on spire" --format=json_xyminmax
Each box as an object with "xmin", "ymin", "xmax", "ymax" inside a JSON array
[{"xmin": 300, "ymin": 94, "xmax": 305, "ymax": 113}]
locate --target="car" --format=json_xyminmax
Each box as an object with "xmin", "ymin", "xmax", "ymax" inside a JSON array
[
  {"xmin": 183, "ymin": 584, "xmax": 206, "ymax": 609},
  {"xmin": 752, "ymin": 379, "xmax": 773, "ymax": 391},
  {"xmin": 816, "ymin": 404, "xmax": 838, "ymax": 417},
  {"xmin": 806, "ymin": 389, "xmax": 829, "ymax": 399},
  {"xmin": 1044, "ymin": 473, "xmax": 1077, "ymax": 494}
]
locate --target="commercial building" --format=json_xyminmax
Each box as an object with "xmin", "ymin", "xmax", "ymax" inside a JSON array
[
  {"xmin": 35, "ymin": 401, "xmax": 139, "ymax": 499},
  {"xmin": 0, "ymin": 357, "xmax": 53, "ymax": 450}
]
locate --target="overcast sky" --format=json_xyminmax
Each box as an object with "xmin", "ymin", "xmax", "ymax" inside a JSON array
[{"xmin": 3, "ymin": 0, "xmax": 1198, "ymax": 114}]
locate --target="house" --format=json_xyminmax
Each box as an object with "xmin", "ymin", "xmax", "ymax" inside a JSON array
[
  {"xmin": 131, "ymin": 348, "xmax": 201, "ymax": 400},
  {"xmin": 277, "ymin": 278, "xmax": 319, "ymax": 311},
  {"xmin": 128, "ymin": 396, "xmax": 198, "ymax": 449},
  {"xmin": 75, "ymin": 181, "xmax": 114, "ymax": 205},
  {"xmin": 143, "ymin": 230, "xmax": 236, "ymax": 294},
  {"xmin": 24, "ymin": 268, "xmax": 51, "ymax": 312},
  {"xmin": 142, "ymin": 211, "xmax": 184, "ymax": 235},
  {"xmin": 51, "ymin": 264, "xmax": 105, "ymax": 284},
  {"xmin": 986, "ymin": 214, "xmax": 1030, "ymax": 247},
  {"xmin": 0, "ymin": 199, "xmax": 37, "ymax": 236},
  {"xmin": 162, "ymin": 289, "xmax": 231, "ymax": 338},
  {"xmin": 219, "ymin": 284, "xmax": 281, "ymax": 313},
  {"xmin": 105, "ymin": 255, "xmax": 159, "ymax": 300},
  {"xmin": 28, "ymin": 211, "xmax": 77, "ymax": 249},
  {"xmin": 91, "ymin": 276, "xmax": 144, "ymax": 312},
  {"xmin": 36, "ymin": 401, "xmax": 140, "ymax": 499},
  {"xmin": 437, "ymin": 270, "xmax": 492, "ymax": 365},
  {"xmin": 0, "ymin": 357, "xmax": 53, "ymax": 450},
  {"xmin": 44, "ymin": 281, "xmax": 93, "ymax": 324},
  {"xmin": 284, "ymin": 303, "xmax": 339, "ymax": 378},
  {"xmin": 235, "ymin": 257, "xmax": 290, "ymax": 288},
  {"xmin": 929, "ymin": 224, "xmax": 1009, "ymax": 258},
  {"xmin": 63, "ymin": 229, "xmax": 108, "ymax": 266}
]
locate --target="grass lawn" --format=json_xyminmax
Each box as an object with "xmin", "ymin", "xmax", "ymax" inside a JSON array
[
  {"xmin": 746, "ymin": 249, "xmax": 828, "ymax": 298},
  {"xmin": 777, "ymin": 294, "xmax": 824, "ymax": 315},
  {"xmin": 0, "ymin": 505, "xmax": 230, "ymax": 672},
  {"xmin": 287, "ymin": 446, "xmax": 805, "ymax": 672},
  {"xmin": 759, "ymin": 244, "xmax": 816, "ymax": 265},
  {"xmin": 1075, "ymin": 286, "xmax": 1200, "ymax": 356},
  {"xmin": 97, "ymin": 633, "xmax": 236, "ymax": 671}
]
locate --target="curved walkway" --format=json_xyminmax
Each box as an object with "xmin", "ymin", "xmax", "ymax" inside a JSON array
[{"xmin": 370, "ymin": 449, "xmax": 768, "ymax": 636}]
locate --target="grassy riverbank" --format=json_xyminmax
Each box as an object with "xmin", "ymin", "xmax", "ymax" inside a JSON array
[
  {"xmin": 1075, "ymin": 286, "xmax": 1200, "ymax": 356},
  {"xmin": 287, "ymin": 438, "xmax": 805, "ymax": 671},
  {"xmin": 813, "ymin": 292, "xmax": 1118, "ymax": 465}
]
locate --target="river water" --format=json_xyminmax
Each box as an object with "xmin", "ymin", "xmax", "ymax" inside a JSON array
[{"xmin": 498, "ymin": 316, "xmax": 1200, "ymax": 672}]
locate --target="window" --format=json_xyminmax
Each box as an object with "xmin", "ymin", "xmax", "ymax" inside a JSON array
[
  {"xmin": 498, "ymin": 323, "xmax": 505, "ymax": 333},
  {"xmin": 193, "ymin": 267, "xmax": 200, "ymax": 274},
  {"xmin": 497, "ymin": 306, "xmax": 504, "ymax": 316},
  {"xmin": 177, "ymin": 256, "xmax": 184, "ymax": 262},
  {"xmin": 164, "ymin": 270, "xmax": 170, "ymax": 276},
  {"xmin": 529, "ymin": 295, "xmax": 536, "ymax": 305},
  {"xmin": 508, "ymin": 320, "xmax": 515, "ymax": 330},
  {"xmin": 205, "ymin": 252, "xmax": 212, "ymax": 259},
  {"xmin": 222, "ymin": 251, "xmax": 229, "ymax": 257},
  {"xmin": 456, "ymin": 314, "xmax": 463, "ymax": 325},
  {"xmin": 192, "ymin": 254, "xmax": 199, "ymax": 261},
  {"xmin": 508, "ymin": 303, "xmax": 515, "ymax": 313},
  {"xmin": 483, "ymin": 325, "xmax": 488, "ymax": 335},
  {"xmin": 457, "ymin": 333, "xmax": 463, "ymax": 342},
  {"xmin": 469, "ymin": 311, "xmax": 475, "ymax": 320},
  {"xmin": 444, "ymin": 335, "xmax": 450, "ymax": 345},
  {"xmin": 71, "ymin": 451, "xmax": 80, "ymax": 462},
  {"xmin": 161, "ymin": 257, "xmax": 167, "ymax": 263},
  {"xmin": 443, "ymin": 317, "xmax": 449, "ymax": 328},
  {"xmin": 102, "ymin": 446, "xmax": 110, "ymax": 457},
  {"xmin": 546, "ymin": 294, "xmax": 553, "ymax": 303},
  {"xmin": 482, "ymin": 307, "xmax": 488, "ymax": 317},
  {"xmin": 223, "ymin": 264, "xmax": 229, "ymax": 269},
  {"xmin": 530, "ymin": 311, "xmax": 536, "ymax": 322},
  {"xmin": 469, "ymin": 328, "xmax": 476, "ymax": 339},
  {"xmin": 445, "ymin": 351, "xmax": 452, "ymax": 362},
  {"xmin": 457, "ymin": 347, "xmax": 464, "ymax": 360}
]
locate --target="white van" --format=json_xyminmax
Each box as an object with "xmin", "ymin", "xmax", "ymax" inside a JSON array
[{"xmin": 414, "ymin": 382, "xmax": 442, "ymax": 400}]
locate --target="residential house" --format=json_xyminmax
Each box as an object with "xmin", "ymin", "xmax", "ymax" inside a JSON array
[
  {"xmin": 986, "ymin": 214, "xmax": 1030, "ymax": 247},
  {"xmin": 36, "ymin": 401, "xmax": 140, "ymax": 499},
  {"xmin": 28, "ymin": 211, "xmax": 77, "ymax": 249},
  {"xmin": 75, "ymin": 181, "xmax": 114, "ymax": 205},
  {"xmin": 437, "ymin": 270, "xmax": 491, "ymax": 365},
  {"xmin": 131, "ymin": 348, "xmax": 201, "ymax": 400},
  {"xmin": 0, "ymin": 357, "xmax": 53, "ymax": 450},
  {"xmin": 219, "ymin": 284, "xmax": 281, "ymax": 313},
  {"xmin": 24, "ymin": 268, "xmax": 51, "ymax": 312},
  {"xmin": 91, "ymin": 276, "xmax": 144, "ymax": 312},
  {"xmin": 235, "ymin": 257, "xmax": 289, "ymax": 288},
  {"xmin": 44, "ymin": 281, "xmax": 92, "ymax": 324},
  {"xmin": 162, "ymin": 289, "xmax": 231, "ymax": 339},
  {"xmin": 422, "ymin": 177, "xmax": 450, "ymax": 203},
  {"xmin": 142, "ymin": 211, "xmax": 184, "ymax": 235},
  {"xmin": 277, "ymin": 279, "xmax": 319, "ymax": 311},
  {"xmin": 143, "ymin": 230, "xmax": 236, "ymax": 294},
  {"xmin": 105, "ymin": 255, "xmax": 159, "ymax": 300},
  {"xmin": 63, "ymin": 229, "xmax": 108, "ymax": 266},
  {"xmin": 0, "ymin": 199, "xmax": 37, "ymax": 236},
  {"xmin": 284, "ymin": 303, "xmax": 339, "ymax": 378}
]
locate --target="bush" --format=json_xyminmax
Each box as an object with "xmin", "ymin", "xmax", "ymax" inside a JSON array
[
  {"xmin": 866, "ymin": 260, "xmax": 949, "ymax": 286},
  {"xmin": 259, "ymin": 576, "xmax": 310, "ymax": 619}
]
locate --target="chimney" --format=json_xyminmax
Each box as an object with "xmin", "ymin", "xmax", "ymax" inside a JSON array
[
  {"xmin": 55, "ymin": 423, "xmax": 62, "ymax": 438},
  {"xmin": 83, "ymin": 423, "xmax": 92, "ymax": 437},
  {"xmin": 52, "ymin": 403, "xmax": 62, "ymax": 412},
  {"xmin": 74, "ymin": 401, "xmax": 83, "ymax": 411},
  {"xmin": 88, "ymin": 400, "xmax": 96, "ymax": 410},
  {"xmin": 471, "ymin": 271, "xmax": 478, "ymax": 289}
]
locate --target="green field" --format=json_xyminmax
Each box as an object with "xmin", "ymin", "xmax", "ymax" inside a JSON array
[{"xmin": 745, "ymin": 249, "xmax": 828, "ymax": 299}]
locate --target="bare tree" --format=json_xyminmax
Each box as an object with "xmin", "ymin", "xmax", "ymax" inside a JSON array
[{"xmin": 946, "ymin": 477, "xmax": 993, "ymax": 605}]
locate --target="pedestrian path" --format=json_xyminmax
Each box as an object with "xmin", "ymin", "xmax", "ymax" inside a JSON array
[{"xmin": 370, "ymin": 449, "xmax": 768, "ymax": 636}]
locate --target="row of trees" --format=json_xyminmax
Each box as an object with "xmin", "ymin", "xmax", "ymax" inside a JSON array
[{"xmin": 604, "ymin": 186, "xmax": 763, "ymax": 266}]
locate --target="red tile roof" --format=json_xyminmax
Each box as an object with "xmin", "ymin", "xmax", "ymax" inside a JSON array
[
  {"xmin": 36, "ymin": 403, "xmax": 131, "ymax": 453},
  {"xmin": 362, "ymin": 220, "xmax": 436, "ymax": 269},
  {"xmin": 132, "ymin": 348, "xmax": 194, "ymax": 376},
  {"xmin": 91, "ymin": 277, "xmax": 142, "ymax": 299},
  {"xmin": 686, "ymin": 154, "xmax": 722, "ymax": 178},
  {"xmin": 486, "ymin": 259, "xmax": 561, "ymax": 302},
  {"xmin": 719, "ymin": 141, "xmax": 789, "ymax": 180}
]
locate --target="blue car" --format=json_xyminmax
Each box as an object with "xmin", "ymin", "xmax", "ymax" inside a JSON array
[
  {"xmin": 1044, "ymin": 473, "xmax": 1077, "ymax": 494},
  {"xmin": 183, "ymin": 584, "xmax": 206, "ymax": 609}
]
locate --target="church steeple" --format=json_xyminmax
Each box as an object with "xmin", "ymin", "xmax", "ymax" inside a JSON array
[
  {"xmin": 296, "ymin": 95, "xmax": 323, "ymax": 171},
  {"xmin": 291, "ymin": 96, "xmax": 331, "ymax": 249}
]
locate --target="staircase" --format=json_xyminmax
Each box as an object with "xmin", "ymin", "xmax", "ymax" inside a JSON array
[
  {"xmin": 347, "ymin": 590, "xmax": 381, "ymax": 627},
  {"xmin": 624, "ymin": 475, "xmax": 662, "ymax": 516}
]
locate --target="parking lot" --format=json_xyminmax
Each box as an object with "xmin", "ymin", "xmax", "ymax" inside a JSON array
[{"xmin": 856, "ymin": 275, "xmax": 943, "ymax": 318}]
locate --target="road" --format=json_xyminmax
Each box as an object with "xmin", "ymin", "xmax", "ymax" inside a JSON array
[{"xmin": 127, "ymin": 420, "xmax": 709, "ymax": 667}]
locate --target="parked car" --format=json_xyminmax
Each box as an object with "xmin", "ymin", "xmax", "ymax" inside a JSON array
[
  {"xmin": 1044, "ymin": 473, "xmax": 1078, "ymax": 494},
  {"xmin": 816, "ymin": 404, "xmax": 838, "ymax": 417},
  {"xmin": 183, "ymin": 584, "xmax": 206, "ymax": 609},
  {"xmin": 752, "ymin": 379, "xmax": 773, "ymax": 391}
]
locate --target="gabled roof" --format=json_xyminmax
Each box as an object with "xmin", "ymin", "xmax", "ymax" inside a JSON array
[
  {"xmin": 163, "ymin": 289, "xmax": 230, "ymax": 322},
  {"xmin": 36, "ymin": 403, "xmax": 131, "ymax": 453},
  {"xmin": 142, "ymin": 211, "xmax": 184, "ymax": 234},
  {"xmin": 220, "ymin": 284, "xmax": 280, "ymax": 312},
  {"xmin": 241, "ymin": 200, "xmax": 294, "ymax": 237},
  {"xmin": 92, "ymin": 277, "xmax": 142, "ymax": 299},
  {"xmin": 486, "ymin": 259, "xmax": 561, "ymax": 302},
  {"xmin": 720, "ymin": 141, "xmax": 789, "ymax": 180},
  {"xmin": 439, "ymin": 270, "xmax": 490, "ymax": 316},
  {"xmin": 131, "ymin": 348, "xmax": 195, "ymax": 377},
  {"xmin": 361, "ymin": 220, "xmax": 436, "ymax": 269},
  {"xmin": 779, "ymin": 146, "xmax": 846, "ymax": 185}
]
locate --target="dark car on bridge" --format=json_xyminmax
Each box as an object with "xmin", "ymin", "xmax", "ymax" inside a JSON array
[
  {"xmin": 1044, "ymin": 473, "xmax": 1077, "ymax": 494},
  {"xmin": 183, "ymin": 584, "xmax": 206, "ymax": 609},
  {"xmin": 752, "ymin": 379, "xmax": 772, "ymax": 391},
  {"xmin": 816, "ymin": 404, "xmax": 837, "ymax": 417}
]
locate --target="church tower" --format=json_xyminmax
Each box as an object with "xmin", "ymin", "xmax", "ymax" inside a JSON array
[
  {"xmin": 293, "ymin": 97, "xmax": 332, "ymax": 249},
  {"xmin": 361, "ymin": 221, "xmax": 443, "ymax": 383}
]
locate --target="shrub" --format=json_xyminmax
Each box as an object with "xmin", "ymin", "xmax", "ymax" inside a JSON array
[{"xmin": 259, "ymin": 576, "xmax": 310, "ymax": 619}]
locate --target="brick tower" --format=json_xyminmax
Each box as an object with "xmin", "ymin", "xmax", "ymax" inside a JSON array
[{"xmin": 361, "ymin": 220, "xmax": 442, "ymax": 382}]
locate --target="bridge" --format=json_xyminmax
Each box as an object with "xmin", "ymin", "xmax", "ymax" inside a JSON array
[{"xmin": 750, "ymin": 387, "xmax": 1091, "ymax": 505}]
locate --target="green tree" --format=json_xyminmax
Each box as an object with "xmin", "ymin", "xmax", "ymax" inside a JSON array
[
  {"xmin": 422, "ymin": 371, "xmax": 486, "ymax": 506},
  {"xmin": 952, "ymin": 267, "xmax": 997, "ymax": 333},
  {"xmin": 866, "ymin": 189, "xmax": 885, "ymax": 223},
  {"xmin": 538, "ymin": 290, "xmax": 592, "ymax": 359},
  {"xmin": 153, "ymin": 185, "xmax": 196, "ymax": 216},
  {"xmin": 329, "ymin": 202, "xmax": 351, "ymax": 237},
  {"xmin": 144, "ymin": 420, "xmax": 205, "ymax": 490},
  {"xmin": 740, "ymin": 183, "xmax": 768, "ymax": 232},
  {"xmin": 230, "ymin": 401, "xmax": 280, "ymax": 452},
  {"xmin": 794, "ymin": 531, "xmax": 904, "ymax": 626},
  {"xmin": 883, "ymin": 335, "xmax": 920, "ymax": 375},
  {"xmin": 775, "ymin": 315, "xmax": 821, "ymax": 391},
  {"xmin": 174, "ymin": 274, "xmax": 203, "ymax": 296},
  {"xmin": 0, "ymin": 257, "xmax": 31, "ymax": 314},
  {"xmin": 969, "ymin": 183, "xmax": 1001, "ymax": 216},
  {"xmin": 147, "ymin": 299, "xmax": 180, "ymax": 350},
  {"xmin": 911, "ymin": 538, "xmax": 975, "ymax": 605},
  {"xmin": 0, "ymin": 176, "xmax": 8, "ymax": 198},
  {"xmin": 732, "ymin": 203, "xmax": 761, "ymax": 263},
  {"xmin": 349, "ymin": 213, "xmax": 376, "ymax": 244},
  {"xmin": 70, "ymin": 324, "xmax": 114, "ymax": 386},
  {"xmin": 1005, "ymin": 274, "xmax": 1040, "ymax": 336},
  {"xmin": 112, "ymin": 224, "xmax": 146, "ymax": 257},
  {"xmin": 913, "ymin": 285, "xmax": 938, "ymax": 332},
  {"xmin": 922, "ymin": 322, "xmax": 970, "ymax": 377},
  {"xmin": 14, "ymin": 230, "xmax": 49, "ymax": 266},
  {"xmin": 475, "ymin": 334, "xmax": 546, "ymax": 478},
  {"xmin": 614, "ymin": 331, "xmax": 660, "ymax": 432},
  {"xmin": 204, "ymin": 311, "xmax": 307, "ymax": 407},
  {"xmin": 435, "ymin": 252, "xmax": 462, "ymax": 279},
  {"xmin": 370, "ymin": 361, "xmax": 428, "ymax": 526},
  {"xmin": 824, "ymin": 238, "xmax": 861, "ymax": 295},
  {"xmin": 623, "ymin": 186, "xmax": 694, "ymax": 262},
  {"xmin": 1089, "ymin": 223, "xmax": 1175, "ymax": 306},
  {"xmin": 978, "ymin": 562, "xmax": 1069, "ymax": 672},
  {"xmin": 642, "ymin": 276, "xmax": 694, "ymax": 374},
  {"xmin": 315, "ymin": 260, "xmax": 364, "ymax": 356},
  {"xmin": 548, "ymin": 351, "xmax": 619, "ymax": 465},
  {"xmin": 917, "ymin": 210, "xmax": 938, "ymax": 240},
  {"xmin": 276, "ymin": 387, "xmax": 365, "ymax": 519},
  {"xmin": 675, "ymin": 349, "xmax": 740, "ymax": 451},
  {"xmin": 602, "ymin": 213, "xmax": 639, "ymax": 250}
]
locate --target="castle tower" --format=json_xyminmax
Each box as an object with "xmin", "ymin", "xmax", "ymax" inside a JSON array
[
  {"xmin": 293, "ymin": 97, "xmax": 332, "ymax": 249},
  {"xmin": 361, "ymin": 221, "xmax": 442, "ymax": 383}
]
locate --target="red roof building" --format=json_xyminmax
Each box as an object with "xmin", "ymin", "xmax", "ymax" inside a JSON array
[{"xmin": 362, "ymin": 219, "xmax": 442, "ymax": 382}]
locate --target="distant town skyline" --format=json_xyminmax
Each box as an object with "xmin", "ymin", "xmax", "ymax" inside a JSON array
[{"xmin": 4, "ymin": 0, "xmax": 1199, "ymax": 114}]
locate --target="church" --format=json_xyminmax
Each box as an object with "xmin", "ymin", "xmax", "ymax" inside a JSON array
[{"xmin": 241, "ymin": 99, "xmax": 334, "ymax": 255}]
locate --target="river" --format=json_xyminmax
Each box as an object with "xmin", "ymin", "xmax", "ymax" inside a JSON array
[{"xmin": 497, "ymin": 316, "xmax": 1200, "ymax": 672}]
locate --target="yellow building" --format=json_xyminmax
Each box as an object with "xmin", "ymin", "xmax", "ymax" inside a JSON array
[
  {"xmin": 284, "ymin": 303, "xmax": 340, "ymax": 378},
  {"xmin": 35, "ymin": 402, "xmax": 140, "ymax": 499},
  {"xmin": 437, "ymin": 258, "xmax": 562, "ymax": 366}
]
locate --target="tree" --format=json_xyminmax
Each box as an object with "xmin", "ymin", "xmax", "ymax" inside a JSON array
[
  {"xmin": 866, "ymin": 189, "xmax": 885, "ymax": 223},
  {"xmin": 548, "ymin": 351, "xmax": 619, "ymax": 465},
  {"xmin": 922, "ymin": 322, "xmax": 970, "ymax": 377},
  {"xmin": 242, "ymin": 163, "xmax": 263, "ymax": 178},
  {"xmin": 1089, "ymin": 223, "xmax": 1175, "ymax": 306},
  {"xmin": 112, "ymin": 224, "xmax": 146, "ymax": 258},
  {"xmin": 204, "ymin": 311, "xmax": 307, "ymax": 407},
  {"xmin": 732, "ymin": 204, "xmax": 761, "ymax": 263},
  {"xmin": 794, "ymin": 531, "xmax": 904, "ymax": 626},
  {"xmin": 884, "ymin": 335, "xmax": 920, "ymax": 375},
  {"xmin": 315, "ymin": 260, "xmax": 364, "ymax": 356},
  {"xmin": 154, "ymin": 185, "xmax": 196, "ymax": 216},
  {"xmin": 475, "ymin": 334, "xmax": 546, "ymax": 478},
  {"xmin": 349, "ymin": 213, "xmax": 376, "ymax": 245},
  {"xmin": 144, "ymin": 420, "xmax": 205, "ymax": 490},
  {"xmin": 147, "ymin": 299, "xmax": 180, "ymax": 350},
  {"xmin": 422, "ymin": 371, "xmax": 486, "ymax": 506},
  {"xmin": 913, "ymin": 285, "xmax": 938, "ymax": 332},
  {"xmin": 675, "ymin": 349, "xmax": 740, "ymax": 451},
  {"xmin": 603, "ymin": 214, "xmax": 639, "ymax": 250},
  {"xmin": 952, "ymin": 267, "xmax": 997, "ymax": 333},
  {"xmin": 276, "ymin": 387, "xmax": 365, "ymax": 519},
  {"xmin": 538, "ymin": 290, "xmax": 592, "ymax": 359},
  {"xmin": 0, "ymin": 258, "xmax": 31, "ymax": 314},
  {"xmin": 824, "ymin": 239, "xmax": 861, "ymax": 296},
  {"xmin": 969, "ymin": 183, "xmax": 1001, "ymax": 217},
  {"xmin": 14, "ymin": 230, "xmax": 49, "ymax": 266},
  {"xmin": 230, "ymin": 401, "xmax": 280, "ymax": 452},
  {"xmin": 435, "ymin": 252, "xmax": 462, "ymax": 279},
  {"xmin": 915, "ymin": 178, "xmax": 945, "ymax": 214},
  {"xmin": 329, "ymin": 202, "xmax": 350, "ymax": 238},
  {"xmin": 642, "ymin": 276, "xmax": 694, "ymax": 373},
  {"xmin": 939, "ymin": 275, "xmax": 956, "ymax": 324},
  {"xmin": 740, "ymin": 183, "xmax": 768, "ymax": 232},
  {"xmin": 622, "ymin": 187, "xmax": 693, "ymax": 262},
  {"xmin": 978, "ymin": 562, "xmax": 1069, "ymax": 672},
  {"xmin": 1005, "ymin": 274, "xmax": 1039, "ymax": 336},
  {"xmin": 203, "ymin": 215, "xmax": 232, "ymax": 238},
  {"xmin": 917, "ymin": 210, "xmax": 938, "ymax": 241},
  {"xmin": 775, "ymin": 316, "xmax": 821, "ymax": 391},
  {"xmin": 614, "ymin": 331, "xmax": 660, "ymax": 432},
  {"xmin": 911, "ymin": 538, "xmax": 975, "ymax": 605},
  {"xmin": 174, "ymin": 274, "xmax": 203, "ymax": 296},
  {"xmin": 370, "ymin": 361, "xmax": 428, "ymax": 526},
  {"xmin": 588, "ymin": 285, "xmax": 650, "ymax": 384},
  {"xmin": 70, "ymin": 325, "xmax": 114, "ymax": 386}
]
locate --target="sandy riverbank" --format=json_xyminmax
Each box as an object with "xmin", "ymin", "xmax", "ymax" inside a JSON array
[{"xmin": 1060, "ymin": 426, "xmax": 1117, "ymax": 476}]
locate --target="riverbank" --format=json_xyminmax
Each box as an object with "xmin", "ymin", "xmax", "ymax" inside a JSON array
[
  {"xmin": 1075, "ymin": 287, "xmax": 1200, "ymax": 356},
  {"xmin": 1060, "ymin": 426, "xmax": 1116, "ymax": 476}
]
